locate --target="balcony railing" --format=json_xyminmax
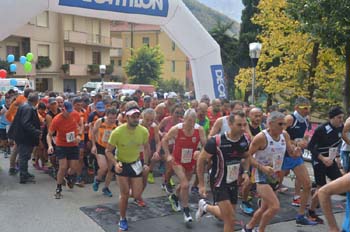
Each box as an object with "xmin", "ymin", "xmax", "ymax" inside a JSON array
[{"xmin": 64, "ymin": 30, "xmax": 121, "ymax": 48}]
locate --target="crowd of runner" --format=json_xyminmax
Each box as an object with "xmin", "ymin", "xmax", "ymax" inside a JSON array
[{"xmin": 0, "ymin": 88, "xmax": 349, "ymax": 232}]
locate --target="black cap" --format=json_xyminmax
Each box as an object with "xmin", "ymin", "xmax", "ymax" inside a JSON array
[{"xmin": 328, "ymin": 106, "xmax": 344, "ymax": 119}]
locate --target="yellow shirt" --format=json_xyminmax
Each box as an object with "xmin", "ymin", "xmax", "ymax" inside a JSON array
[{"xmin": 108, "ymin": 123, "xmax": 149, "ymax": 163}]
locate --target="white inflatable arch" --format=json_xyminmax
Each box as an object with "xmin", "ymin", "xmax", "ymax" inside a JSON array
[{"xmin": 0, "ymin": 0, "xmax": 227, "ymax": 100}]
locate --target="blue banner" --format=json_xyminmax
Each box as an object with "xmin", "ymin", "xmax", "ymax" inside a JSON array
[
  {"xmin": 210, "ymin": 65, "xmax": 227, "ymax": 99},
  {"xmin": 59, "ymin": 0, "xmax": 169, "ymax": 17}
]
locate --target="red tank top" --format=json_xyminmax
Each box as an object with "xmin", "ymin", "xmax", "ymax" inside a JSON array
[{"xmin": 173, "ymin": 123, "xmax": 200, "ymax": 168}]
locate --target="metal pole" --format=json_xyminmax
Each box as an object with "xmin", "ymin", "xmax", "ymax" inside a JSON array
[
  {"xmin": 101, "ymin": 73, "xmax": 104, "ymax": 91},
  {"xmin": 252, "ymin": 66, "xmax": 256, "ymax": 105}
]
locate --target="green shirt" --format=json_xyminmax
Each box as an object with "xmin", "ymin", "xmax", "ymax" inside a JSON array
[
  {"xmin": 196, "ymin": 116, "xmax": 210, "ymax": 136},
  {"xmin": 108, "ymin": 124, "xmax": 149, "ymax": 163}
]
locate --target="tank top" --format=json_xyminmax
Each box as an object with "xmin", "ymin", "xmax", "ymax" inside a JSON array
[
  {"xmin": 254, "ymin": 130, "xmax": 286, "ymax": 182},
  {"xmin": 173, "ymin": 123, "xmax": 200, "ymax": 168},
  {"xmin": 341, "ymin": 132, "xmax": 350, "ymax": 151},
  {"xmin": 219, "ymin": 116, "xmax": 230, "ymax": 135},
  {"xmin": 97, "ymin": 117, "xmax": 117, "ymax": 148}
]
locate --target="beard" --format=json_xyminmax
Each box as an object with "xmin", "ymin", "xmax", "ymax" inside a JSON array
[{"xmin": 129, "ymin": 121, "xmax": 139, "ymax": 127}]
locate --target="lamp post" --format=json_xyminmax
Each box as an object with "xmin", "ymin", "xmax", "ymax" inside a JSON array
[
  {"xmin": 249, "ymin": 42, "xmax": 262, "ymax": 105},
  {"xmin": 99, "ymin": 64, "xmax": 106, "ymax": 92}
]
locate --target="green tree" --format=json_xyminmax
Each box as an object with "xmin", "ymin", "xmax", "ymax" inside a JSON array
[
  {"xmin": 287, "ymin": 0, "xmax": 350, "ymax": 112},
  {"xmin": 125, "ymin": 45, "xmax": 164, "ymax": 85},
  {"xmin": 209, "ymin": 21, "xmax": 239, "ymax": 99}
]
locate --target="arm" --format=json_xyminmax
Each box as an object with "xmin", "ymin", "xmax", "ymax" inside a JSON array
[
  {"xmin": 208, "ymin": 118, "xmax": 222, "ymax": 137},
  {"xmin": 161, "ymin": 126, "xmax": 178, "ymax": 158},
  {"xmin": 47, "ymin": 121, "xmax": 56, "ymax": 154},
  {"xmin": 91, "ymin": 118, "xmax": 102, "ymax": 154},
  {"xmin": 152, "ymin": 126, "xmax": 162, "ymax": 160},
  {"xmin": 284, "ymin": 131, "xmax": 302, "ymax": 158},
  {"xmin": 106, "ymin": 143, "xmax": 122, "ymax": 173},
  {"xmin": 342, "ymin": 118, "xmax": 350, "ymax": 145},
  {"xmin": 197, "ymin": 148, "xmax": 212, "ymax": 197}
]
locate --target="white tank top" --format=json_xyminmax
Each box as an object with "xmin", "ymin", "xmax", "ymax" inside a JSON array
[
  {"xmin": 341, "ymin": 132, "xmax": 350, "ymax": 151},
  {"xmin": 254, "ymin": 130, "xmax": 286, "ymax": 181},
  {"xmin": 220, "ymin": 116, "xmax": 230, "ymax": 134}
]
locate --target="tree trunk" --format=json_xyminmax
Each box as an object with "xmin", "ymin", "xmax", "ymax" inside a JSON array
[
  {"xmin": 266, "ymin": 93, "xmax": 272, "ymax": 112},
  {"xmin": 344, "ymin": 41, "xmax": 350, "ymax": 114},
  {"xmin": 308, "ymin": 42, "xmax": 320, "ymax": 101}
]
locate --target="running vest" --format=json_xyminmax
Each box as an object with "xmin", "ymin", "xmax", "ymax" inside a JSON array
[
  {"xmin": 254, "ymin": 130, "xmax": 286, "ymax": 182},
  {"xmin": 286, "ymin": 113, "xmax": 307, "ymax": 140},
  {"xmin": 341, "ymin": 132, "xmax": 350, "ymax": 152},
  {"xmin": 172, "ymin": 123, "xmax": 200, "ymax": 168},
  {"xmin": 97, "ymin": 117, "xmax": 117, "ymax": 148}
]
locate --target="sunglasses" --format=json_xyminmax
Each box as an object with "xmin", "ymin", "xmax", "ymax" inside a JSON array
[
  {"xmin": 277, "ymin": 122, "xmax": 286, "ymax": 126},
  {"xmin": 298, "ymin": 106, "xmax": 310, "ymax": 110}
]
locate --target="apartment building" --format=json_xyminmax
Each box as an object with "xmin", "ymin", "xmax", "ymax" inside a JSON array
[
  {"xmin": 0, "ymin": 11, "xmax": 121, "ymax": 92},
  {"xmin": 110, "ymin": 22, "xmax": 193, "ymax": 89}
]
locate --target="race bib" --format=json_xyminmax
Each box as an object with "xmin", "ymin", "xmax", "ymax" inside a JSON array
[
  {"xmin": 226, "ymin": 163, "xmax": 240, "ymax": 184},
  {"xmin": 102, "ymin": 130, "xmax": 112, "ymax": 143},
  {"xmin": 272, "ymin": 153, "xmax": 284, "ymax": 171},
  {"xmin": 169, "ymin": 138, "xmax": 175, "ymax": 145},
  {"xmin": 181, "ymin": 148, "xmax": 193, "ymax": 163},
  {"xmin": 329, "ymin": 147, "xmax": 338, "ymax": 160},
  {"xmin": 66, "ymin": 131, "xmax": 75, "ymax": 143},
  {"xmin": 131, "ymin": 160, "xmax": 143, "ymax": 175}
]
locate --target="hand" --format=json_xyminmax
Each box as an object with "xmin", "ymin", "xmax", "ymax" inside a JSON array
[
  {"xmin": 297, "ymin": 139, "xmax": 308, "ymax": 149},
  {"xmin": 198, "ymin": 183, "xmax": 207, "ymax": 198},
  {"xmin": 75, "ymin": 136, "xmax": 81, "ymax": 144},
  {"xmin": 91, "ymin": 145, "xmax": 97, "ymax": 155},
  {"xmin": 166, "ymin": 154, "xmax": 173, "ymax": 163},
  {"xmin": 152, "ymin": 152, "xmax": 160, "ymax": 161},
  {"xmin": 322, "ymin": 157, "xmax": 333, "ymax": 167},
  {"xmin": 143, "ymin": 164, "xmax": 150, "ymax": 172},
  {"xmin": 242, "ymin": 173, "xmax": 250, "ymax": 187},
  {"xmin": 292, "ymin": 146, "xmax": 302, "ymax": 157},
  {"xmin": 114, "ymin": 162, "xmax": 123, "ymax": 174},
  {"xmin": 193, "ymin": 151, "xmax": 200, "ymax": 160},
  {"xmin": 48, "ymin": 146, "xmax": 54, "ymax": 155},
  {"xmin": 261, "ymin": 165, "xmax": 274, "ymax": 176}
]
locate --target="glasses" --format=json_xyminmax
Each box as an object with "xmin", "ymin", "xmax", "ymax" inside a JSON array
[
  {"xmin": 298, "ymin": 106, "xmax": 310, "ymax": 110},
  {"xmin": 175, "ymin": 111, "xmax": 183, "ymax": 115},
  {"xmin": 277, "ymin": 122, "xmax": 286, "ymax": 126}
]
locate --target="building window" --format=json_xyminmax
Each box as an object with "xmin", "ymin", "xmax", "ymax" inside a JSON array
[
  {"xmin": 171, "ymin": 60, "xmax": 176, "ymax": 73},
  {"xmin": 118, "ymin": 59, "xmax": 122, "ymax": 66},
  {"xmin": 172, "ymin": 41, "xmax": 176, "ymax": 51},
  {"xmin": 64, "ymin": 47, "xmax": 75, "ymax": 64},
  {"xmin": 142, "ymin": 37, "xmax": 150, "ymax": 47},
  {"xmin": 38, "ymin": 44, "xmax": 49, "ymax": 58},
  {"xmin": 6, "ymin": 45, "xmax": 20, "ymax": 61},
  {"xmin": 92, "ymin": 51, "xmax": 101, "ymax": 65},
  {"xmin": 110, "ymin": 60, "xmax": 115, "ymax": 66},
  {"xmin": 36, "ymin": 11, "xmax": 49, "ymax": 27}
]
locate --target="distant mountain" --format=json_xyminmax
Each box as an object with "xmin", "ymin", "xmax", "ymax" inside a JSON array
[
  {"xmin": 196, "ymin": 0, "xmax": 244, "ymax": 23},
  {"xmin": 183, "ymin": 0, "xmax": 240, "ymax": 36}
]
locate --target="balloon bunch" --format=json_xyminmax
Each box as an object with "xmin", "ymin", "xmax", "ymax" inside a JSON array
[{"xmin": 20, "ymin": 53, "xmax": 34, "ymax": 73}]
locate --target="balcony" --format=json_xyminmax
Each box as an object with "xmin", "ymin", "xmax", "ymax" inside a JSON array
[
  {"xmin": 110, "ymin": 48, "xmax": 123, "ymax": 57},
  {"xmin": 61, "ymin": 64, "xmax": 87, "ymax": 76},
  {"xmin": 64, "ymin": 31, "xmax": 121, "ymax": 48},
  {"xmin": 12, "ymin": 61, "xmax": 36, "ymax": 76}
]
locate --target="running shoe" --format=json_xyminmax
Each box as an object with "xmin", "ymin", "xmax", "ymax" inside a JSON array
[
  {"xmin": 147, "ymin": 172, "xmax": 155, "ymax": 184},
  {"xmin": 296, "ymin": 214, "xmax": 318, "ymax": 225},
  {"xmin": 240, "ymin": 201, "xmax": 254, "ymax": 215},
  {"xmin": 292, "ymin": 196, "xmax": 301, "ymax": 207},
  {"xmin": 102, "ymin": 187, "xmax": 113, "ymax": 197},
  {"xmin": 277, "ymin": 184, "xmax": 289, "ymax": 193},
  {"xmin": 118, "ymin": 219, "xmax": 128, "ymax": 231},
  {"xmin": 75, "ymin": 176, "xmax": 85, "ymax": 187},
  {"xmin": 134, "ymin": 198, "xmax": 146, "ymax": 207},
  {"xmin": 183, "ymin": 207, "xmax": 193, "ymax": 222},
  {"xmin": 195, "ymin": 199, "xmax": 207, "ymax": 221},
  {"xmin": 92, "ymin": 177, "xmax": 100, "ymax": 192},
  {"xmin": 64, "ymin": 176, "xmax": 74, "ymax": 189},
  {"xmin": 55, "ymin": 188, "xmax": 62, "ymax": 199},
  {"xmin": 168, "ymin": 194, "xmax": 181, "ymax": 212},
  {"xmin": 241, "ymin": 225, "xmax": 258, "ymax": 232},
  {"xmin": 308, "ymin": 210, "xmax": 324, "ymax": 224},
  {"xmin": 169, "ymin": 177, "xmax": 176, "ymax": 187},
  {"xmin": 9, "ymin": 167, "xmax": 18, "ymax": 176},
  {"xmin": 191, "ymin": 186, "xmax": 199, "ymax": 195},
  {"xmin": 161, "ymin": 182, "xmax": 173, "ymax": 194}
]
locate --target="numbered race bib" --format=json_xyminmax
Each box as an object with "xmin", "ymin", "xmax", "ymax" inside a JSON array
[
  {"xmin": 66, "ymin": 131, "xmax": 75, "ymax": 143},
  {"xmin": 131, "ymin": 160, "xmax": 143, "ymax": 175},
  {"xmin": 102, "ymin": 130, "xmax": 112, "ymax": 143},
  {"xmin": 181, "ymin": 148, "xmax": 193, "ymax": 163},
  {"xmin": 226, "ymin": 163, "xmax": 240, "ymax": 184},
  {"xmin": 329, "ymin": 147, "xmax": 338, "ymax": 160},
  {"xmin": 272, "ymin": 153, "xmax": 283, "ymax": 171}
]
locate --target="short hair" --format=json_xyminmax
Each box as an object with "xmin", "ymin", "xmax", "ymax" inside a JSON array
[
  {"xmin": 27, "ymin": 92, "xmax": 39, "ymax": 103},
  {"xmin": 230, "ymin": 100, "xmax": 243, "ymax": 110},
  {"xmin": 184, "ymin": 108, "xmax": 197, "ymax": 119},
  {"xmin": 38, "ymin": 102, "xmax": 46, "ymax": 110},
  {"xmin": 142, "ymin": 108, "xmax": 156, "ymax": 118},
  {"xmin": 73, "ymin": 97, "xmax": 83, "ymax": 104},
  {"xmin": 228, "ymin": 110, "xmax": 246, "ymax": 123},
  {"xmin": 125, "ymin": 100, "xmax": 139, "ymax": 111},
  {"xmin": 267, "ymin": 111, "xmax": 285, "ymax": 124},
  {"xmin": 170, "ymin": 103, "xmax": 183, "ymax": 114},
  {"xmin": 295, "ymin": 96, "xmax": 310, "ymax": 106},
  {"xmin": 268, "ymin": 104, "xmax": 279, "ymax": 112},
  {"xmin": 105, "ymin": 107, "xmax": 118, "ymax": 115},
  {"xmin": 24, "ymin": 88, "xmax": 34, "ymax": 98}
]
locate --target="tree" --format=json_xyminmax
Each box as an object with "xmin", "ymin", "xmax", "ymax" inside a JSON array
[
  {"xmin": 235, "ymin": 0, "xmax": 344, "ymax": 112},
  {"xmin": 209, "ymin": 21, "xmax": 239, "ymax": 99},
  {"xmin": 124, "ymin": 45, "xmax": 164, "ymax": 85},
  {"xmin": 287, "ymin": 0, "xmax": 350, "ymax": 112}
]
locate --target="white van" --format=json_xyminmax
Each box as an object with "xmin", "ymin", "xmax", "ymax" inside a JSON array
[
  {"xmin": 82, "ymin": 81, "xmax": 123, "ymax": 94},
  {"xmin": 0, "ymin": 78, "xmax": 34, "ymax": 93}
]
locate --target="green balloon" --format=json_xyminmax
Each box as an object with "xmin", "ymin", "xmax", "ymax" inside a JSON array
[
  {"xmin": 26, "ymin": 53, "xmax": 34, "ymax": 62},
  {"xmin": 24, "ymin": 61, "xmax": 32, "ymax": 73}
]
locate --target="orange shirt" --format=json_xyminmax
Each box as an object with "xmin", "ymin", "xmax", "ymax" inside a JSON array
[
  {"xmin": 5, "ymin": 95, "xmax": 26, "ymax": 122},
  {"xmin": 50, "ymin": 111, "xmax": 80, "ymax": 147}
]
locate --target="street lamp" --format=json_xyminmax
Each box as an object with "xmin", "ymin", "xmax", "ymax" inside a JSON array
[
  {"xmin": 249, "ymin": 42, "xmax": 262, "ymax": 105},
  {"xmin": 99, "ymin": 64, "xmax": 106, "ymax": 92}
]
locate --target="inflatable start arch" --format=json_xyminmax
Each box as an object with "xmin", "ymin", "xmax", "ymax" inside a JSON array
[{"xmin": 0, "ymin": 0, "xmax": 227, "ymax": 100}]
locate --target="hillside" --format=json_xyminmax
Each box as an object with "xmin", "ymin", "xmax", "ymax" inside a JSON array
[{"xmin": 183, "ymin": 0, "xmax": 240, "ymax": 36}]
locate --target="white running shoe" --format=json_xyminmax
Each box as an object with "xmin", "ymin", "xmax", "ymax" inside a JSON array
[{"xmin": 195, "ymin": 199, "xmax": 207, "ymax": 221}]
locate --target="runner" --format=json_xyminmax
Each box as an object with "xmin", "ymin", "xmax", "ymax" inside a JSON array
[
  {"xmin": 91, "ymin": 107, "xmax": 118, "ymax": 197},
  {"xmin": 105, "ymin": 101, "xmax": 150, "ymax": 231},
  {"xmin": 162, "ymin": 109, "xmax": 206, "ymax": 222},
  {"xmin": 196, "ymin": 111, "xmax": 250, "ymax": 232},
  {"xmin": 242, "ymin": 111, "xmax": 303, "ymax": 232}
]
